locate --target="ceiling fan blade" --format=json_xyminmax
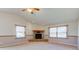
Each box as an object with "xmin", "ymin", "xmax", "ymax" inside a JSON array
[{"xmin": 34, "ymin": 8, "xmax": 40, "ymax": 11}]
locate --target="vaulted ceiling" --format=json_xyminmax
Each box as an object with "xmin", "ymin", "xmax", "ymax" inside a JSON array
[{"xmin": 0, "ymin": 8, "xmax": 79, "ymax": 25}]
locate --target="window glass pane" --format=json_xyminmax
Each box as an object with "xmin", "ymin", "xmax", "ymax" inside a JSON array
[
  {"xmin": 16, "ymin": 26, "xmax": 25, "ymax": 38},
  {"xmin": 58, "ymin": 26, "xmax": 67, "ymax": 38},
  {"xmin": 49, "ymin": 28, "xmax": 56, "ymax": 37}
]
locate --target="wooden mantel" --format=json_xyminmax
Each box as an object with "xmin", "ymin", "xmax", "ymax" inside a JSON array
[{"xmin": 33, "ymin": 30, "xmax": 44, "ymax": 32}]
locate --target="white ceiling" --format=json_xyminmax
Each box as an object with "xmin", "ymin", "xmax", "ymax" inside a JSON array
[{"xmin": 0, "ymin": 8, "xmax": 79, "ymax": 25}]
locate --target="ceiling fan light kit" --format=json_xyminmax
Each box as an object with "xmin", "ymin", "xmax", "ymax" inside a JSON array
[{"xmin": 22, "ymin": 8, "xmax": 40, "ymax": 14}]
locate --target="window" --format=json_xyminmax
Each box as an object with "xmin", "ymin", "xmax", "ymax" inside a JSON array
[
  {"xmin": 57, "ymin": 26, "xmax": 67, "ymax": 38},
  {"xmin": 49, "ymin": 25, "xmax": 67, "ymax": 38},
  {"xmin": 16, "ymin": 25, "xmax": 26, "ymax": 38},
  {"xmin": 49, "ymin": 28, "xmax": 57, "ymax": 37}
]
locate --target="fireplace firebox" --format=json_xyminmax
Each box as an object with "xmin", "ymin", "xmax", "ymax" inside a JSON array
[
  {"xmin": 33, "ymin": 30, "xmax": 44, "ymax": 39},
  {"xmin": 35, "ymin": 34, "xmax": 42, "ymax": 39}
]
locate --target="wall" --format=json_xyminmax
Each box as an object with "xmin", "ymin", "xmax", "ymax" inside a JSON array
[
  {"xmin": 0, "ymin": 12, "xmax": 35, "ymax": 40},
  {"xmin": 0, "ymin": 12, "xmax": 31, "ymax": 35},
  {"xmin": 44, "ymin": 21, "xmax": 78, "ymax": 36},
  {"xmin": 78, "ymin": 19, "xmax": 79, "ymax": 49},
  {"xmin": 44, "ymin": 21, "xmax": 78, "ymax": 46},
  {"xmin": 78, "ymin": 20, "xmax": 79, "ymax": 36},
  {"xmin": 32, "ymin": 24, "xmax": 44, "ymax": 30},
  {"xmin": 0, "ymin": 12, "xmax": 45, "ymax": 40}
]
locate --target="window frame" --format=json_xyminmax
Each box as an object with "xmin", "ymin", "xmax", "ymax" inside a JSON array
[
  {"xmin": 15, "ymin": 24, "xmax": 26, "ymax": 39},
  {"xmin": 49, "ymin": 27, "xmax": 57, "ymax": 38},
  {"xmin": 48, "ymin": 25, "xmax": 68, "ymax": 39}
]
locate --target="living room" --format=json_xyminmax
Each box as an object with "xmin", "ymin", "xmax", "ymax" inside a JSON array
[{"xmin": 0, "ymin": 8, "xmax": 78, "ymax": 50}]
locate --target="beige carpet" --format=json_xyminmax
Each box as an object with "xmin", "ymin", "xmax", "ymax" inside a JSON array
[{"xmin": 0, "ymin": 42, "xmax": 78, "ymax": 50}]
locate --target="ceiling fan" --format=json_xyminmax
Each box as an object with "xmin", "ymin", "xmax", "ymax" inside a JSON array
[{"xmin": 22, "ymin": 8, "xmax": 40, "ymax": 14}]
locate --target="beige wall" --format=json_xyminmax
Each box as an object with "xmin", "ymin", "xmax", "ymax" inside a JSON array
[
  {"xmin": 43, "ymin": 21, "xmax": 78, "ymax": 46},
  {"xmin": 0, "ymin": 12, "xmax": 46, "ymax": 39},
  {"xmin": 44, "ymin": 21, "xmax": 78, "ymax": 37},
  {"xmin": 78, "ymin": 19, "xmax": 79, "ymax": 48},
  {"xmin": 0, "ymin": 12, "xmax": 33, "ymax": 36},
  {"xmin": 32, "ymin": 24, "xmax": 44, "ymax": 30},
  {"xmin": 78, "ymin": 20, "xmax": 79, "ymax": 36}
]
